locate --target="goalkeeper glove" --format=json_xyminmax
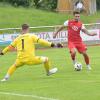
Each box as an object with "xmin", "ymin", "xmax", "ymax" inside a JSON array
[
  {"xmin": 51, "ymin": 43, "xmax": 56, "ymax": 47},
  {"xmin": 51, "ymin": 43, "xmax": 63, "ymax": 48},
  {"xmin": 57, "ymin": 43, "xmax": 63, "ymax": 48},
  {"xmin": 0, "ymin": 52, "xmax": 4, "ymax": 55}
]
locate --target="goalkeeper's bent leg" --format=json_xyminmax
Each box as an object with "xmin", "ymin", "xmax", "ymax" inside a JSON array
[
  {"xmin": 43, "ymin": 57, "xmax": 58, "ymax": 76},
  {"xmin": 44, "ymin": 57, "xmax": 51, "ymax": 73}
]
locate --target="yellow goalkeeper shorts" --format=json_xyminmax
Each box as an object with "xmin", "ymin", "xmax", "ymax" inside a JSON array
[{"xmin": 14, "ymin": 56, "xmax": 47, "ymax": 67}]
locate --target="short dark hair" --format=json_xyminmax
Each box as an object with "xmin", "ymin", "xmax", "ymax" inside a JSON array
[
  {"xmin": 22, "ymin": 24, "xmax": 29, "ymax": 30},
  {"xmin": 73, "ymin": 11, "xmax": 80, "ymax": 15}
]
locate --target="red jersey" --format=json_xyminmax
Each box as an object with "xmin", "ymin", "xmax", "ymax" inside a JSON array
[{"xmin": 64, "ymin": 20, "xmax": 85, "ymax": 43}]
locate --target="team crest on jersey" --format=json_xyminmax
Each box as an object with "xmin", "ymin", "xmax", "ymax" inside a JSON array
[{"xmin": 72, "ymin": 25, "xmax": 79, "ymax": 31}]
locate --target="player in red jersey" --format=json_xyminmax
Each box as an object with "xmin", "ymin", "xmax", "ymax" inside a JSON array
[{"xmin": 53, "ymin": 11, "xmax": 97, "ymax": 70}]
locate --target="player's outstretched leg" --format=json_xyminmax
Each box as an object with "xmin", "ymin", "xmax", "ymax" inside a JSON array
[
  {"xmin": 43, "ymin": 57, "xmax": 58, "ymax": 76},
  {"xmin": 1, "ymin": 64, "xmax": 17, "ymax": 82}
]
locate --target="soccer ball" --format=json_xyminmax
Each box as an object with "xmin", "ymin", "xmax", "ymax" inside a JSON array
[{"xmin": 74, "ymin": 62, "xmax": 82, "ymax": 71}]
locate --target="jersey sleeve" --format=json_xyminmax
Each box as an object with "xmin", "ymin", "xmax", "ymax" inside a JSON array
[
  {"xmin": 10, "ymin": 38, "xmax": 17, "ymax": 47},
  {"xmin": 64, "ymin": 20, "xmax": 69, "ymax": 26},
  {"xmin": 31, "ymin": 34, "xmax": 39, "ymax": 43},
  {"xmin": 2, "ymin": 38, "xmax": 17, "ymax": 54},
  {"xmin": 31, "ymin": 34, "xmax": 51, "ymax": 46},
  {"xmin": 37, "ymin": 38, "xmax": 51, "ymax": 47}
]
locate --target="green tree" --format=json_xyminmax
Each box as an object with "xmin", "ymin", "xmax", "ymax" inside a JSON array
[
  {"xmin": 97, "ymin": 0, "xmax": 100, "ymax": 10},
  {"xmin": 36, "ymin": 0, "xmax": 57, "ymax": 11},
  {"xmin": 34, "ymin": 0, "xmax": 40, "ymax": 8},
  {"xmin": 0, "ymin": 0, "xmax": 58, "ymax": 10},
  {"xmin": 0, "ymin": 0, "xmax": 34, "ymax": 7}
]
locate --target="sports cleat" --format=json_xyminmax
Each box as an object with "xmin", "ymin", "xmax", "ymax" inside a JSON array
[
  {"xmin": 47, "ymin": 68, "xmax": 58, "ymax": 76},
  {"xmin": 74, "ymin": 62, "xmax": 78, "ymax": 68},
  {"xmin": 86, "ymin": 65, "xmax": 92, "ymax": 71},
  {"xmin": 1, "ymin": 78, "xmax": 7, "ymax": 82},
  {"xmin": 87, "ymin": 66, "xmax": 92, "ymax": 71},
  {"xmin": 57, "ymin": 43, "xmax": 63, "ymax": 48}
]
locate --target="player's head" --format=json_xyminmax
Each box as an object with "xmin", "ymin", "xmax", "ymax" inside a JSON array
[
  {"xmin": 73, "ymin": 11, "xmax": 80, "ymax": 22},
  {"xmin": 21, "ymin": 24, "xmax": 29, "ymax": 34}
]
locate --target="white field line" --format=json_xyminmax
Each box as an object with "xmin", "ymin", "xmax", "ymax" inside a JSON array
[{"xmin": 0, "ymin": 92, "xmax": 59, "ymax": 100}]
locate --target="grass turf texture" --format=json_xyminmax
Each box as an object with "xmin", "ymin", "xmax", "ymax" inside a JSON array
[
  {"xmin": 0, "ymin": 46, "xmax": 100, "ymax": 100},
  {"xmin": 0, "ymin": 3, "xmax": 100, "ymax": 29}
]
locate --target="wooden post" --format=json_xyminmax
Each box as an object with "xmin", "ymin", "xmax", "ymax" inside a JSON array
[
  {"xmin": 57, "ymin": 0, "xmax": 96, "ymax": 14},
  {"xmin": 57, "ymin": 0, "xmax": 73, "ymax": 13}
]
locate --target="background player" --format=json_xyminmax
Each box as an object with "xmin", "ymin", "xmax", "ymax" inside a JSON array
[
  {"xmin": 0, "ymin": 24, "xmax": 62, "ymax": 82},
  {"xmin": 53, "ymin": 11, "xmax": 97, "ymax": 70}
]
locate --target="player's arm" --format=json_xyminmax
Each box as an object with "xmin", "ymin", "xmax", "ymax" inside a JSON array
[
  {"xmin": 38, "ymin": 38, "xmax": 63, "ymax": 48},
  {"xmin": 32, "ymin": 35, "xmax": 63, "ymax": 48},
  {"xmin": 53, "ymin": 25, "xmax": 66, "ymax": 38},
  {"xmin": 37, "ymin": 38, "xmax": 52, "ymax": 47},
  {"xmin": 53, "ymin": 20, "xmax": 68, "ymax": 38},
  {"xmin": 32, "ymin": 34, "xmax": 51, "ymax": 47},
  {"xmin": 0, "ymin": 45, "xmax": 14, "ymax": 55},
  {"xmin": 0, "ymin": 39, "xmax": 17, "ymax": 55},
  {"xmin": 81, "ymin": 25, "xmax": 97, "ymax": 36}
]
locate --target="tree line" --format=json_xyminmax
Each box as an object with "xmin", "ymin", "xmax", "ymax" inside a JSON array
[
  {"xmin": 97, "ymin": 0, "xmax": 100, "ymax": 9},
  {"xmin": 0, "ymin": 0, "xmax": 100, "ymax": 10},
  {"xmin": 0, "ymin": 0, "xmax": 57, "ymax": 11}
]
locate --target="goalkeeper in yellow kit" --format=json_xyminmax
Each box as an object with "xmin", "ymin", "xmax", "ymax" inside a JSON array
[{"xmin": 0, "ymin": 24, "xmax": 63, "ymax": 82}]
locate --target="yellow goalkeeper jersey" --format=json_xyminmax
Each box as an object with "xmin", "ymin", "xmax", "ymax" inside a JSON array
[{"xmin": 11, "ymin": 33, "xmax": 51, "ymax": 59}]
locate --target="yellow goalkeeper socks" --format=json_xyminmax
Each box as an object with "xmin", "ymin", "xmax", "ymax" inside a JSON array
[
  {"xmin": 4, "ymin": 64, "xmax": 17, "ymax": 80},
  {"xmin": 44, "ymin": 60, "xmax": 51, "ymax": 73}
]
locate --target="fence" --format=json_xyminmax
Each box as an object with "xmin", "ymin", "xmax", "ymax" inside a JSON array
[{"xmin": 0, "ymin": 23, "xmax": 100, "ymax": 46}]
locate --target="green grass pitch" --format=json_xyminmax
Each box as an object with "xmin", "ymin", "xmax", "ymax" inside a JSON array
[{"xmin": 0, "ymin": 46, "xmax": 100, "ymax": 100}]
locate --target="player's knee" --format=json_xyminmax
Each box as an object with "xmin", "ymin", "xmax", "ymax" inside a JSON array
[
  {"xmin": 41, "ymin": 57, "xmax": 48, "ymax": 63},
  {"xmin": 81, "ymin": 51, "xmax": 85, "ymax": 54},
  {"xmin": 13, "ymin": 64, "xmax": 18, "ymax": 68},
  {"xmin": 14, "ymin": 63, "xmax": 21, "ymax": 68},
  {"xmin": 82, "ymin": 52, "xmax": 88, "ymax": 56},
  {"xmin": 45, "ymin": 57, "xmax": 49, "ymax": 62},
  {"xmin": 70, "ymin": 50, "xmax": 76, "ymax": 55}
]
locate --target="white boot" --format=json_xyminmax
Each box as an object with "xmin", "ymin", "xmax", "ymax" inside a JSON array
[
  {"xmin": 47, "ymin": 68, "xmax": 58, "ymax": 76},
  {"xmin": 1, "ymin": 74, "xmax": 9, "ymax": 82},
  {"xmin": 73, "ymin": 60, "xmax": 77, "ymax": 65},
  {"xmin": 1, "ymin": 78, "xmax": 8, "ymax": 82},
  {"xmin": 87, "ymin": 64, "xmax": 92, "ymax": 71}
]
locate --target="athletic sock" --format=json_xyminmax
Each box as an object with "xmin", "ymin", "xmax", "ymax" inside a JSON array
[
  {"xmin": 83, "ymin": 54, "xmax": 89, "ymax": 65},
  {"xmin": 4, "ymin": 64, "xmax": 17, "ymax": 80},
  {"xmin": 44, "ymin": 59, "xmax": 51, "ymax": 73}
]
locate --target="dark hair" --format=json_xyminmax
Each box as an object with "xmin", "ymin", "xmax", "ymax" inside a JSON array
[
  {"xmin": 73, "ymin": 11, "xmax": 80, "ymax": 15},
  {"xmin": 22, "ymin": 24, "xmax": 29, "ymax": 30}
]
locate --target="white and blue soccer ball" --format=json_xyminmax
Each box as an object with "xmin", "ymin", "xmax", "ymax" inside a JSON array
[{"xmin": 74, "ymin": 62, "xmax": 82, "ymax": 71}]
